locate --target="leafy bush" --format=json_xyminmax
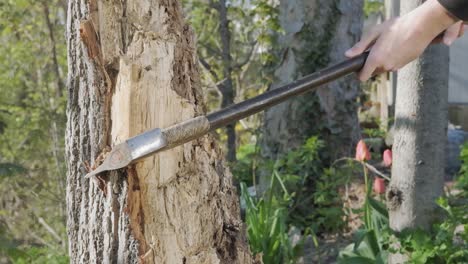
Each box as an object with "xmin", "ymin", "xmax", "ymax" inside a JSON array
[
  {"xmin": 271, "ymin": 137, "xmax": 347, "ymax": 232},
  {"xmin": 9, "ymin": 247, "xmax": 69, "ymax": 264},
  {"xmin": 232, "ymin": 144, "xmax": 258, "ymax": 186},
  {"xmin": 339, "ymin": 186, "xmax": 468, "ymax": 264},
  {"xmin": 241, "ymin": 176, "xmax": 301, "ymax": 264},
  {"xmin": 389, "ymin": 198, "xmax": 468, "ymax": 263},
  {"xmin": 364, "ymin": 0, "xmax": 384, "ymax": 17},
  {"xmin": 456, "ymin": 142, "xmax": 468, "ymax": 193},
  {"xmin": 235, "ymin": 137, "xmax": 347, "ymax": 233},
  {"xmin": 239, "ymin": 136, "xmax": 350, "ymax": 263},
  {"xmin": 338, "ymin": 189, "xmax": 389, "ymax": 263}
]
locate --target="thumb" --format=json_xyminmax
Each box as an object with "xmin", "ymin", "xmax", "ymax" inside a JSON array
[
  {"xmin": 346, "ymin": 41, "xmax": 371, "ymax": 58},
  {"xmin": 346, "ymin": 26, "xmax": 383, "ymax": 58}
]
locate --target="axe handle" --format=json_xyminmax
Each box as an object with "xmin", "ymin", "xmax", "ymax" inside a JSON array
[
  {"xmin": 161, "ymin": 116, "xmax": 210, "ymax": 149},
  {"xmin": 159, "ymin": 52, "xmax": 368, "ymax": 150},
  {"xmin": 206, "ymin": 52, "xmax": 369, "ymax": 130}
]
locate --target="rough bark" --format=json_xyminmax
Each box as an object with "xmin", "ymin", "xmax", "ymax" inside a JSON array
[
  {"xmin": 387, "ymin": 2, "xmax": 449, "ymax": 263},
  {"xmin": 66, "ymin": 0, "xmax": 255, "ymax": 263},
  {"xmin": 260, "ymin": 0, "xmax": 363, "ymax": 188}
]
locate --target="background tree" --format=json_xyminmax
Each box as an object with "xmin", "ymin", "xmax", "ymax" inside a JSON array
[
  {"xmin": 0, "ymin": 0, "xmax": 68, "ymax": 259},
  {"xmin": 387, "ymin": 1, "xmax": 449, "ymax": 263},
  {"xmin": 185, "ymin": 0, "xmax": 278, "ymax": 162},
  {"xmin": 66, "ymin": 0, "xmax": 257, "ymax": 262},
  {"xmin": 260, "ymin": 0, "xmax": 364, "ymax": 189}
]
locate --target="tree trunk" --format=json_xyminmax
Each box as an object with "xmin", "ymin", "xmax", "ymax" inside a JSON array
[
  {"xmin": 66, "ymin": 0, "xmax": 255, "ymax": 263},
  {"xmin": 216, "ymin": 0, "xmax": 237, "ymax": 162},
  {"xmin": 385, "ymin": 0, "xmax": 399, "ymax": 122},
  {"xmin": 260, "ymin": 0, "xmax": 363, "ymax": 188},
  {"xmin": 388, "ymin": 2, "xmax": 449, "ymax": 263}
]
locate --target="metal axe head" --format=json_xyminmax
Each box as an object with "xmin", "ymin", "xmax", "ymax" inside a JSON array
[{"xmin": 85, "ymin": 128, "xmax": 167, "ymax": 178}]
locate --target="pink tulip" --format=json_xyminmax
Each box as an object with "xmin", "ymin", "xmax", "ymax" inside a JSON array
[
  {"xmin": 355, "ymin": 140, "xmax": 371, "ymax": 161},
  {"xmin": 383, "ymin": 149, "xmax": 392, "ymax": 167},
  {"xmin": 373, "ymin": 177, "xmax": 386, "ymax": 194}
]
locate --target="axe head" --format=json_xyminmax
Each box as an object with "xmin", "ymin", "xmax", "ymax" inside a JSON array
[{"xmin": 85, "ymin": 128, "xmax": 167, "ymax": 178}]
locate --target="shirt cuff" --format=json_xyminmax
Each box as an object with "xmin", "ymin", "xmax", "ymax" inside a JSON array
[{"xmin": 438, "ymin": 0, "xmax": 468, "ymax": 21}]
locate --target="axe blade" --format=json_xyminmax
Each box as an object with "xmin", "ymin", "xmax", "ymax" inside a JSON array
[{"xmin": 85, "ymin": 128, "xmax": 167, "ymax": 178}]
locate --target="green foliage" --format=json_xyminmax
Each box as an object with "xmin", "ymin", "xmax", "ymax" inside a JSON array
[
  {"xmin": 232, "ymin": 144, "xmax": 258, "ymax": 185},
  {"xmin": 364, "ymin": 0, "xmax": 384, "ymax": 17},
  {"xmin": 456, "ymin": 142, "xmax": 468, "ymax": 193},
  {"xmin": 0, "ymin": 0, "xmax": 67, "ymax": 255},
  {"xmin": 339, "ymin": 141, "xmax": 468, "ymax": 263},
  {"xmin": 0, "ymin": 163, "xmax": 27, "ymax": 178},
  {"xmin": 391, "ymin": 198, "xmax": 468, "ymax": 263},
  {"xmin": 0, "ymin": 223, "xmax": 67, "ymax": 263},
  {"xmin": 340, "ymin": 183, "xmax": 468, "ymax": 263},
  {"xmin": 9, "ymin": 247, "xmax": 69, "ymax": 264},
  {"xmin": 338, "ymin": 196, "xmax": 389, "ymax": 263},
  {"xmin": 237, "ymin": 137, "xmax": 347, "ymax": 238},
  {"xmin": 362, "ymin": 127, "xmax": 386, "ymax": 139},
  {"xmin": 239, "ymin": 136, "xmax": 351, "ymax": 263},
  {"xmin": 183, "ymin": 0, "xmax": 280, "ymax": 149},
  {"xmin": 271, "ymin": 137, "xmax": 346, "ymax": 233},
  {"xmin": 241, "ymin": 177, "xmax": 301, "ymax": 264},
  {"xmin": 183, "ymin": 0, "xmax": 279, "ymax": 107}
]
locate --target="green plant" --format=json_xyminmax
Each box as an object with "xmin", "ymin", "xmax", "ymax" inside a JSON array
[
  {"xmin": 387, "ymin": 197, "xmax": 468, "ymax": 264},
  {"xmin": 232, "ymin": 144, "xmax": 258, "ymax": 185},
  {"xmin": 339, "ymin": 182, "xmax": 468, "ymax": 263},
  {"xmin": 338, "ymin": 182, "xmax": 389, "ymax": 263},
  {"xmin": 364, "ymin": 0, "xmax": 384, "ymax": 17},
  {"xmin": 241, "ymin": 173, "xmax": 302, "ymax": 264},
  {"xmin": 0, "ymin": 163, "xmax": 26, "ymax": 178},
  {"xmin": 362, "ymin": 127, "xmax": 386, "ymax": 139},
  {"xmin": 235, "ymin": 136, "xmax": 347, "ymax": 234},
  {"xmin": 272, "ymin": 137, "xmax": 347, "ymax": 233},
  {"xmin": 9, "ymin": 247, "xmax": 69, "ymax": 264},
  {"xmin": 339, "ymin": 140, "xmax": 390, "ymax": 263},
  {"xmin": 456, "ymin": 142, "xmax": 468, "ymax": 193}
]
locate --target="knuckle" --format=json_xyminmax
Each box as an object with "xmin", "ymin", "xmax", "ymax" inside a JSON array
[
  {"xmin": 370, "ymin": 53, "xmax": 383, "ymax": 65},
  {"xmin": 383, "ymin": 63, "xmax": 394, "ymax": 71}
]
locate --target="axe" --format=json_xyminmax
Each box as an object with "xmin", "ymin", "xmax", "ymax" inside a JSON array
[{"xmin": 85, "ymin": 52, "xmax": 369, "ymax": 178}]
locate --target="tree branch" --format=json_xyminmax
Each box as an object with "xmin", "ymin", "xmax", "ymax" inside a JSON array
[
  {"xmin": 41, "ymin": 2, "xmax": 64, "ymax": 98},
  {"xmin": 233, "ymin": 41, "xmax": 257, "ymax": 70},
  {"xmin": 37, "ymin": 216, "xmax": 64, "ymax": 245},
  {"xmin": 199, "ymin": 57, "xmax": 220, "ymax": 81}
]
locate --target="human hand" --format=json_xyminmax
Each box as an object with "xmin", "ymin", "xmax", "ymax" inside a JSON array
[{"xmin": 345, "ymin": 0, "xmax": 459, "ymax": 81}]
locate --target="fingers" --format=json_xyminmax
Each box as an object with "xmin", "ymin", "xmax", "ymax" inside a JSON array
[
  {"xmin": 358, "ymin": 51, "xmax": 380, "ymax": 81},
  {"xmin": 443, "ymin": 21, "xmax": 463, "ymax": 46},
  {"xmin": 460, "ymin": 24, "xmax": 466, "ymax": 37},
  {"xmin": 345, "ymin": 26, "xmax": 383, "ymax": 58}
]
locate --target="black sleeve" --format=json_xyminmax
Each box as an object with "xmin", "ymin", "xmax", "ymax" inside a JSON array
[{"xmin": 438, "ymin": 0, "xmax": 468, "ymax": 21}]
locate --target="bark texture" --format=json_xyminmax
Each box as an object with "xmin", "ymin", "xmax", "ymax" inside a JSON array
[
  {"xmin": 388, "ymin": 2, "xmax": 449, "ymax": 263},
  {"xmin": 260, "ymin": 0, "xmax": 363, "ymax": 188},
  {"xmin": 66, "ymin": 0, "xmax": 255, "ymax": 263}
]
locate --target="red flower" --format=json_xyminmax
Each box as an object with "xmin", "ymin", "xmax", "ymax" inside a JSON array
[
  {"xmin": 373, "ymin": 177, "xmax": 386, "ymax": 194},
  {"xmin": 355, "ymin": 140, "xmax": 371, "ymax": 161},
  {"xmin": 383, "ymin": 149, "xmax": 392, "ymax": 167}
]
